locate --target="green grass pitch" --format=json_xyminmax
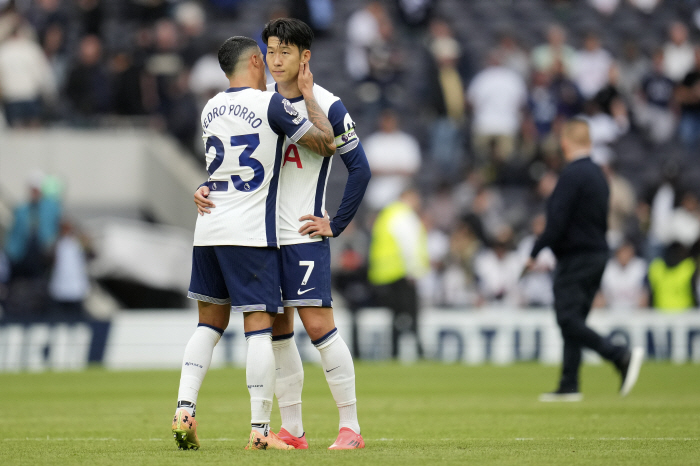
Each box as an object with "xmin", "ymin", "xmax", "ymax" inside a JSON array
[{"xmin": 1, "ymin": 362, "xmax": 699, "ymax": 465}]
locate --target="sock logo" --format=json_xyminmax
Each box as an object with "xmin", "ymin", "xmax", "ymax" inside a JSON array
[
  {"xmin": 184, "ymin": 362, "xmax": 203, "ymax": 368},
  {"xmin": 325, "ymin": 365, "xmax": 340, "ymax": 373},
  {"xmin": 247, "ymin": 384, "xmax": 264, "ymax": 389}
]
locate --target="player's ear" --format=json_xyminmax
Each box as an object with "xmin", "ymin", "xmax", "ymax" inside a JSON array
[{"xmin": 301, "ymin": 49, "xmax": 311, "ymax": 64}]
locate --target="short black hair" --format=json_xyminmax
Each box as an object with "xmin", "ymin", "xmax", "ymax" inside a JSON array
[
  {"xmin": 261, "ymin": 18, "xmax": 314, "ymax": 52},
  {"xmin": 218, "ymin": 36, "xmax": 259, "ymax": 77}
]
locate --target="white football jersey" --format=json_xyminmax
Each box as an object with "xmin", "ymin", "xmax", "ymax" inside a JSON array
[
  {"xmin": 268, "ymin": 83, "xmax": 359, "ymax": 245},
  {"xmin": 193, "ymin": 86, "xmax": 312, "ymax": 247}
]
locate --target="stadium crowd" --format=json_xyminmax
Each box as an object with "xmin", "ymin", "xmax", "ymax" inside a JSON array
[{"xmin": 1, "ymin": 0, "xmax": 700, "ymax": 316}]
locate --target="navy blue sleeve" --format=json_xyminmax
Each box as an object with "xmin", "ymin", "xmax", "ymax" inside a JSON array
[
  {"xmin": 327, "ymin": 100, "xmax": 370, "ymax": 237},
  {"xmin": 267, "ymin": 93, "xmax": 312, "ymax": 142},
  {"xmin": 328, "ymin": 99, "xmax": 359, "ymax": 155}
]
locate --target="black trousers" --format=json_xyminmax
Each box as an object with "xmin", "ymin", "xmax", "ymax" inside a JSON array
[
  {"xmin": 553, "ymin": 252, "xmax": 626, "ymax": 391},
  {"xmin": 373, "ymin": 278, "xmax": 424, "ymax": 358}
]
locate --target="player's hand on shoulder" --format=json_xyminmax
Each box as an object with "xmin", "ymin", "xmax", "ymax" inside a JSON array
[
  {"xmin": 298, "ymin": 210, "xmax": 333, "ymax": 238},
  {"xmin": 194, "ymin": 186, "xmax": 215, "ymax": 216},
  {"xmin": 297, "ymin": 62, "xmax": 314, "ymax": 97}
]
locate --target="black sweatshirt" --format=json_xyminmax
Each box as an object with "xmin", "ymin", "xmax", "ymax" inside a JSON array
[{"xmin": 531, "ymin": 156, "xmax": 609, "ymax": 259}]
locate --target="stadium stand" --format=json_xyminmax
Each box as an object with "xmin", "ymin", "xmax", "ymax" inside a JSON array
[{"xmin": 1, "ymin": 0, "xmax": 699, "ymax": 317}]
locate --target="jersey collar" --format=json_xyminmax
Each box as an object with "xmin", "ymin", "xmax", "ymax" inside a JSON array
[
  {"xmin": 274, "ymin": 83, "xmax": 305, "ymax": 103},
  {"xmin": 225, "ymin": 87, "xmax": 251, "ymax": 93}
]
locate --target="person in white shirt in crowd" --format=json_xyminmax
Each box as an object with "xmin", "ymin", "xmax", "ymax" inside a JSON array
[
  {"xmin": 517, "ymin": 214, "xmax": 555, "ymax": 308},
  {"xmin": 363, "ymin": 108, "xmax": 421, "ymax": 211},
  {"xmin": 473, "ymin": 227, "xmax": 522, "ymax": 307},
  {"xmin": 49, "ymin": 220, "xmax": 90, "ymax": 320},
  {"xmin": 467, "ymin": 50, "xmax": 527, "ymax": 168},
  {"xmin": 572, "ymin": 31, "xmax": 613, "ymax": 100},
  {"xmin": 588, "ymin": 0, "xmax": 620, "ymax": 16},
  {"xmin": 597, "ymin": 241, "xmax": 648, "ymax": 310},
  {"xmin": 0, "ymin": 20, "xmax": 56, "ymax": 127},
  {"xmin": 663, "ymin": 21, "xmax": 695, "ymax": 82},
  {"xmin": 531, "ymin": 24, "xmax": 576, "ymax": 76}
]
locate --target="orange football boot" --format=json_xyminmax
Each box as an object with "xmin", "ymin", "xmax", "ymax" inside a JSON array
[
  {"xmin": 171, "ymin": 408, "xmax": 199, "ymax": 450},
  {"xmin": 245, "ymin": 429, "xmax": 295, "ymax": 450},
  {"xmin": 277, "ymin": 428, "xmax": 308, "ymax": 449},
  {"xmin": 328, "ymin": 427, "xmax": 365, "ymax": 450}
]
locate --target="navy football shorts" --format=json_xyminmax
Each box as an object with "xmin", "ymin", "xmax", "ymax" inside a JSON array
[
  {"xmin": 279, "ymin": 239, "xmax": 333, "ymax": 308},
  {"xmin": 188, "ymin": 245, "xmax": 282, "ymax": 314}
]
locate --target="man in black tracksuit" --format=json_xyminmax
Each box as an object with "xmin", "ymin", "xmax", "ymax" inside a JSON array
[{"xmin": 527, "ymin": 119, "xmax": 643, "ymax": 401}]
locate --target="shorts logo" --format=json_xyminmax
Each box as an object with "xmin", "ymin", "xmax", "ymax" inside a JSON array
[{"xmin": 297, "ymin": 287, "xmax": 315, "ymax": 295}]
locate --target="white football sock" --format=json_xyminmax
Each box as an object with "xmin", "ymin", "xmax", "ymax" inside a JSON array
[
  {"xmin": 246, "ymin": 327, "xmax": 275, "ymax": 431},
  {"xmin": 272, "ymin": 333, "xmax": 304, "ymax": 437},
  {"xmin": 177, "ymin": 324, "xmax": 223, "ymax": 416},
  {"xmin": 313, "ymin": 328, "xmax": 360, "ymax": 434}
]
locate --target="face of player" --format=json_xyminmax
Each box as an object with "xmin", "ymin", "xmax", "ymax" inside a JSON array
[{"xmin": 266, "ymin": 36, "xmax": 310, "ymax": 86}]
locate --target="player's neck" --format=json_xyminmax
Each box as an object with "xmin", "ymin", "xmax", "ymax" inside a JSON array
[
  {"xmin": 276, "ymin": 80, "xmax": 303, "ymax": 100},
  {"xmin": 228, "ymin": 76, "xmax": 262, "ymax": 91}
]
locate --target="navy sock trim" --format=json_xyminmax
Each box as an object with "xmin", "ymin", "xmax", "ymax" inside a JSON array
[
  {"xmin": 198, "ymin": 322, "xmax": 225, "ymax": 335},
  {"xmin": 245, "ymin": 327, "xmax": 273, "ymax": 339},
  {"xmin": 272, "ymin": 332, "xmax": 294, "ymax": 342},
  {"xmin": 311, "ymin": 327, "xmax": 338, "ymax": 347}
]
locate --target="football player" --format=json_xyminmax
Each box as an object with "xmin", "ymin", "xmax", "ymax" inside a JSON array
[{"xmin": 195, "ymin": 19, "xmax": 371, "ymax": 450}]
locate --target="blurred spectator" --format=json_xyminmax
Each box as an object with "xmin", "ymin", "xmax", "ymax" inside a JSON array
[
  {"xmin": 125, "ymin": 0, "xmax": 169, "ymax": 23},
  {"xmin": 550, "ymin": 59, "xmax": 584, "ymax": 119},
  {"xmin": 110, "ymin": 51, "xmax": 148, "ymax": 116},
  {"xmin": 517, "ymin": 214, "xmax": 555, "ymax": 308},
  {"xmin": 76, "ymin": 0, "xmax": 103, "ymax": 37},
  {"xmin": 4, "ymin": 173, "xmax": 61, "ymax": 319},
  {"xmin": 494, "ymin": 31, "xmax": 530, "ymax": 80},
  {"xmin": 676, "ymin": 47, "xmax": 700, "ymax": 152},
  {"xmin": 663, "ymin": 21, "xmax": 695, "ymax": 82},
  {"xmin": 433, "ymin": 220, "xmax": 481, "ymax": 307},
  {"xmin": 4, "ymin": 173, "xmax": 61, "ymax": 276},
  {"xmin": 145, "ymin": 19, "xmax": 185, "ymax": 115},
  {"xmin": 603, "ymin": 163, "xmax": 637, "ymax": 249},
  {"xmin": 598, "ymin": 241, "xmax": 648, "ymax": 310},
  {"xmin": 189, "ymin": 49, "xmax": 229, "ymax": 107},
  {"xmin": 635, "ymin": 49, "xmax": 677, "ymax": 143},
  {"xmin": 531, "ymin": 24, "xmax": 576, "ymax": 76},
  {"xmin": 616, "ymin": 41, "xmax": 650, "ymax": 99},
  {"xmin": 49, "ymin": 221, "xmax": 90, "ymax": 320},
  {"xmin": 473, "ymin": 228, "xmax": 521, "ymax": 306},
  {"xmin": 363, "ymin": 109, "xmax": 421, "ymax": 211},
  {"xmin": 424, "ymin": 19, "xmax": 466, "ymax": 179},
  {"xmin": 581, "ymin": 98, "xmax": 628, "ymax": 165},
  {"xmin": 161, "ymin": 70, "xmax": 199, "ymax": 153},
  {"xmin": 572, "ymin": 31, "xmax": 613, "ymax": 99},
  {"xmin": 174, "ymin": 1, "xmax": 209, "ymax": 67},
  {"xmin": 346, "ymin": 2, "xmax": 387, "ymax": 81},
  {"xmin": 64, "ymin": 34, "xmax": 111, "ymax": 120},
  {"xmin": 345, "ymin": 1, "xmax": 404, "ymax": 114},
  {"xmin": 395, "ymin": 0, "xmax": 435, "ymax": 28},
  {"xmin": 0, "ymin": 22, "xmax": 56, "ymax": 127},
  {"xmin": 288, "ymin": 0, "xmax": 334, "ymax": 35},
  {"xmin": 42, "ymin": 22, "xmax": 67, "ymax": 91},
  {"xmin": 368, "ymin": 188, "xmax": 429, "ymax": 358},
  {"xmin": 647, "ymin": 242, "xmax": 698, "ymax": 312},
  {"xmin": 589, "ymin": 0, "xmax": 620, "ymax": 16},
  {"xmin": 25, "ymin": 0, "xmax": 67, "ymax": 43},
  {"xmin": 628, "ymin": 0, "xmax": 660, "ymax": 13},
  {"xmin": 467, "ymin": 51, "xmax": 527, "ymax": 171},
  {"xmin": 525, "ymin": 70, "xmax": 559, "ymax": 160}
]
